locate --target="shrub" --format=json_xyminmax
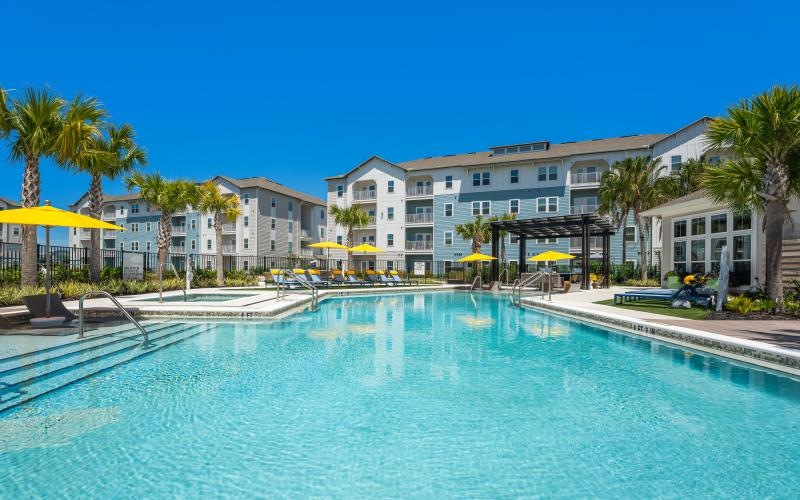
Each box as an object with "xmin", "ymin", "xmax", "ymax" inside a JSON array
[
  {"xmin": 623, "ymin": 278, "xmax": 660, "ymax": 287},
  {"xmin": 725, "ymin": 295, "xmax": 777, "ymax": 315}
]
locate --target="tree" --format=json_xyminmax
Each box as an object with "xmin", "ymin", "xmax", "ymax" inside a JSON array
[
  {"xmin": 63, "ymin": 123, "xmax": 147, "ymax": 282},
  {"xmin": 599, "ymin": 156, "xmax": 669, "ymax": 280},
  {"xmin": 489, "ymin": 213, "xmax": 516, "ymax": 279},
  {"xmin": 704, "ymin": 85, "xmax": 800, "ymax": 301},
  {"xmin": 659, "ymin": 156, "xmax": 713, "ymax": 199},
  {"xmin": 196, "ymin": 181, "xmax": 242, "ymax": 286},
  {"xmin": 125, "ymin": 172, "xmax": 198, "ymax": 279},
  {"xmin": 0, "ymin": 87, "xmax": 105, "ymax": 286},
  {"xmin": 455, "ymin": 215, "xmax": 491, "ymax": 254},
  {"xmin": 329, "ymin": 204, "xmax": 370, "ymax": 270}
]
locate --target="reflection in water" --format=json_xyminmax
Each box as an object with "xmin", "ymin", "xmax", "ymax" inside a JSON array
[{"xmin": 0, "ymin": 407, "xmax": 120, "ymax": 452}]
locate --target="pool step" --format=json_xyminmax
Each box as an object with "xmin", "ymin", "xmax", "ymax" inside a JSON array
[{"xmin": 0, "ymin": 322, "xmax": 215, "ymax": 413}]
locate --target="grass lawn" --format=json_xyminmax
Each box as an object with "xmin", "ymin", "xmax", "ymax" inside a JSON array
[{"xmin": 594, "ymin": 298, "xmax": 711, "ymax": 320}]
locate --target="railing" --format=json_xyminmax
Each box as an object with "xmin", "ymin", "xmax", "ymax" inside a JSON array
[
  {"xmin": 352, "ymin": 189, "xmax": 377, "ymax": 201},
  {"xmin": 284, "ymin": 269, "xmax": 318, "ymax": 310},
  {"xmin": 570, "ymin": 205, "xmax": 598, "ymax": 215},
  {"xmin": 406, "ymin": 240, "xmax": 433, "ymax": 251},
  {"xmin": 173, "ymin": 209, "xmax": 186, "ymax": 216},
  {"xmin": 169, "ymin": 246, "xmax": 186, "ymax": 254},
  {"xmin": 405, "ymin": 213, "xmax": 433, "ymax": 224},
  {"xmin": 102, "ymin": 229, "xmax": 117, "ymax": 238},
  {"xmin": 570, "ymin": 172, "xmax": 602, "ymax": 184},
  {"xmin": 300, "ymin": 229, "xmax": 311, "ymax": 238},
  {"xmin": 101, "ymin": 213, "xmax": 116, "ymax": 221},
  {"xmin": 569, "ymin": 236, "xmax": 603, "ymax": 250},
  {"xmin": 222, "ymin": 223, "xmax": 237, "ymax": 233},
  {"xmin": 510, "ymin": 272, "xmax": 546, "ymax": 306},
  {"xmin": 297, "ymin": 248, "xmax": 316, "ymax": 257},
  {"xmin": 470, "ymin": 274, "xmax": 482, "ymax": 290},
  {"xmin": 159, "ymin": 262, "xmax": 187, "ymax": 303},
  {"xmin": 171, "ymin": 225, "xmax": 186, "ymax": 235},
  {"xmin": 498, "ymin": 267, "xmax": 509, "ymax": 285},
  {"xmin": 222, "ymin": 245, "xmax": 237, "ymax": 254},
  {"xmin": 78, "ymin": 291, "xmax": 149, "ymax": 348},
  {"xmin": 406, "ymin": 185, "xmax": 433, "ymax": 197}
]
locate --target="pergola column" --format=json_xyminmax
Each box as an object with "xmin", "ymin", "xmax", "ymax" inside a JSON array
[
  {"xmin": 603, "ymin": 230, "xmax": 611, "ymax": 288},
  {"xmin": 518, "ymin": 236, "xmax": 526, "ymax": 278},
  {"xmin": 490, "ymin": 225, "xmax": 499, "ymax": 281},
  {"xmin": 581, "ymin": 216, "xmax": 590, "ymax": 290}
]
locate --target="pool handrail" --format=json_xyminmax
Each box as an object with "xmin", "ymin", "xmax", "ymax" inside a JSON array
[
  {"xmin": 284, "ymin": 269, "xmax": 318, "ymax": 310},
  {"xmin": 78, "ymin": 290, "xmax": 149, "ymax": 348},
  {"xmin": 159, "ymin": 262, "xmax": 187, "ymax": 304}
]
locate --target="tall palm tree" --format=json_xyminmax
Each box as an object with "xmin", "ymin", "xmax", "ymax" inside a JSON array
[
  {"xmin": 660, "ymin": 156, "xmax": 713, "ymax": 199},
  {"xmin": 455, "ymin": 215, "xmax": 491, "ymax": 254},
  {"xmin": 0, "ymin": 88, "xmax": 105, "ymax": 286},
  {"xmin": 196, "ymin": 181, "xmax": 242, "ymax": 286},
  {"xmin": 63, "ymin": 122, "xmax": 146, "ymax": 282},
  {"xmin": 125, "ymin": 172, "xmax": 198, "ymax": 279},
  {"xmin": 705, "ymin": 85, "xmax": 800, "ymax": 301},
  {"xmin": 330, "ymin": 204, "xmax": 370, "ymax": 270},
  {"xmin": 599, "ymin": 156, "xmax": 669, "ymax": 280},
  {"xmin": 489, "ymin": 213, "xmax": 516, "ymax": 278}
]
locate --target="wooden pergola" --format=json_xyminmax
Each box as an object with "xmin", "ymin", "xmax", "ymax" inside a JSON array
[{"xmin": 489, "ymin": 214, "xmax": 616, "ymax": 290}]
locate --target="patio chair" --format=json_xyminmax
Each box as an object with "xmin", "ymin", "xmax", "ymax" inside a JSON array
[
  {"xmin": 0, "ymin": 315, "xmax": 12, "ymax": 329},
  {"xmin": 307, "ymin": 270, "xmax": 330, "ymax": 287},
  {"xmin": 613, "ymin": 285, "xmax": 711, "ymax": 308},
  {"xmin": 271, "ymin": 270, "xmax": 300, "ymax": 289},
  {"xmin": 388, "ymin": 270, "xmax": 414, "ymax": 285},
  {"xmin": 23, "ymin": 294, "xmax": 77, "ymax": 323}
]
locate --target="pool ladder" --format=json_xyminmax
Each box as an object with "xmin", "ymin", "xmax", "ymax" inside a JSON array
[
  {"xmin": 280, "ymin": 269, "xmax": 319, "ymax": 311},
  {"xmin": 78, "ymin": 291, "xmax": 149, "ymax": 348},
  {"xmin": 510, "ymin": 272, "xmax": 547, "ymax": 307}
]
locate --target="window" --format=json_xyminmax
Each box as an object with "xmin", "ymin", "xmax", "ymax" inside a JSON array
[
  {"xmin": 537, "ymin": 238, "xmax": 558, "ymax": 244},
  {"xmin": 244, "ymin": 216, "xmax": 249, "ymax": 228},
  {"xmin": 207, "ymin": 239, "xmax": 212, "ymax": 250},
  {"xmin": 387, "ymin": 234, "xmax": 394, "ymax": 247},
  {"xmin": 243, "ymin": 261, "xmax": 249, "ymax": 271},
  {"xmin": 320, "ymin": 227, "xmax": 326, "ymax": 239},
  {"xmin": 674, "ymin": 220, "xmax": 687, "ymax": 238},
  {"xmin": 119, "ymin": 241, "xmax": 124, "ymax": 250},
  {"xmin": 510, "ymin": 234, "xmax": 519, "ymax": 244},
  {"xmin": 131, "ymin": 241, "xmax": 139, "ymax": 251},
  {"xmin": 145, "ymin": 222, "xmax": 151, "ymax": 232},
  {"xmin": 482, "ymin": 172, "xmax": 490, "ymax": 186},
  {"xmin": 207, "ymin": 218, "xmax": 212, "ymax": 229},
  {"xmin": 190, "ymin": 219, "xmax": 196, "ymax": 230},
  {"xmin": 270, "ymin": 240, "xmax": 275, "ymax": 251},
  {"xmin": 509, "ymin": 199, "xmax": 519, "ymax": 214},
  {"xmin": 271, "ymin": 196, "xmax": 276, "ymax": 208},
  {"xmin": 191, "ymin": 239, "xmax": 197, "ymax": 250},
  {"xmin": 271, "ymin": 218, "xmax": 276, "ymax": 230},
  {"xmin": 691, "ymin": 240, "xmax": 706, "ymax": 273},
  {"xmin": 206, "ymin": 259, "xmax": 212, "ymax": 270},
  {"xmin": 336, "ymin": 235, "xmax": 343, "ymax": 245},
  {"xmin": 733, "ymin": 234, "xmax": 752, "ymax": 285},
  {"xmin": 481, "ymin": 201, "xmax": 490, "ymax": 215},
  {"xmin": 146, "ymin": 241, "xmax": 151, "ymax": 251},
  {"xmin": 131, "ymin": 203, "xmax": 139, "ymax": 214},
  {"xmin": 472, "ymin": 202, "xmax": 480, "ymax": 216},
  {"xmin": 12, "ymin": 226, "xmax": 18, "ymax": 236},
  {"xmin": 671, "ymin": 155, "xmax": 683, "ymax": 172},
  {"xmin": 288, "ymin": 242, "xmax": 293, "ymax": 253},
  {"xmin": 624, "ymin": 226, "xmax": 635, "ymax": 242},
  {"xmin": 445, "ymin": 175, "xmax": 453, "ymax": 189},
  {"xmin": 733, "ymin": 212, "xmax": 751, "ymax": 231},
  {"xmin": 710, "ymin": 213, "xmax": 727, "ymax": 233},
  {"xmin": 537, "ymin": 197, "xmax": 557, "ymax": 213},
  {"xmin": 288, "ymin": 201, "xmax": 293, "ymax": 212},
  {"xmin": 387, "ymin": 180, "xmax": 394, "ymax": 193},
  {"xmin": 120, "ymin": 207, "xmax": 124, "ymax": 215},
  {"xmin": 510, "ymin": 169, "xmax": 519, "ymax": 184},
  {"xmin": 320, "ymin": 209, "xmax": 325, "ymax": 219},
  {"xmin": 387, "ymin": 207, "xmax": 394, "ymax": 221},
  {"xmin": 444, "ymin": 231, "xmax": 453, "ymax": 246},
  {"xmin": 336, "ymin": 185, "xmax": 343, "ymax": 198},
  {"xmin": 710, "ymin": 237, "xmax": 727, "ymax": 273},
  {"xmin": 444, "ymin": 203, "xmax": 453, "ymax": 217},
  {"xmin": 548, "ymin": 166, "xmax": 557, "ymax": 181},
  {"xmin": 537, "ymin": 166, "xmax": 547, "ymax": 182},
  {"xmin": 130, "ymin": 223, "xmax": 139, "ymax": 233},
  {"xmin": 472, "ymin": 173, "xmax": 481, "ymax": 186},
  {"xmin": 288, "ymin": 221, "xmax": 293, "ymax": 233},
  {"xmin": 673, "ymin": 241, "xmax": 687, "ymax": 274},
  {"xmin": 243, "ymin": 193, "xmax": 250, "ymax": 205},
  {"xmin": 709, "ymin": 156, "xmax": 721, "ymax": 165},
  {"xmin": 691, "ymin": 217, "xmax": 706, "ymax": 236},
  {"xmin": 243, "ymin": 238, "xmax": 249, "ymax": 249}
]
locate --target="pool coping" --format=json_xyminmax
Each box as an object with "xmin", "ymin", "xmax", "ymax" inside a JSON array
[{"xmin": 521, "ymin": 296, "xmax": 800, "ymax": 377}]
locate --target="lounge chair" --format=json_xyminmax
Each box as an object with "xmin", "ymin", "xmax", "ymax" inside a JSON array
[
  {"xmin": 388, "ymin": 270, "xmax": 414, "ymax": 285},
  {"xmin": 271, "ymin": 270, "xmax": 300, "ymax": 289},
  {"xmin": 0, "ymin": 315, "xmax": 12, "ymax": 329},
  {"xmin": 23, "ymin": 294, "xmax": 77, "ymax": 323},
  {"xmin": 613, "ymin": 285, "xmax": 711, "ymax": 308},
  {"xmin": 307, "ymin": 271, "xmax": 330, "ymax": 287},
  {"xmin": 346, "ymin": 274, "xmax": 369, "ymax": 286},
  {"xmin": 378, "ymin": 274, "xmax": 395, "ymax": 286}
]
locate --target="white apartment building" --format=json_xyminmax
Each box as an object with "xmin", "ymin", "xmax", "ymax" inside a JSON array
[{"xmin": 0, "ymin": 197, "xmax": 22, "ymax": 249}]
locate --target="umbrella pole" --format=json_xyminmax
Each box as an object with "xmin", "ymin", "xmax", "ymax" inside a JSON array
[{"xmin": 45, "ymin": 225, "xmax": 51, "ymax": 317}]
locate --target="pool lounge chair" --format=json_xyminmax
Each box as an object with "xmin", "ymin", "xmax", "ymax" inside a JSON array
[
  {"xmin": 388, "ymin": 270, "xmax": 414, "ymax": 285},
  {"xmin": 23, "ymin": 294, "xmax": 77, "ymax": 323},
  {"xmin": 271, "ymin": 270, "xmax": 301, "ymax": 289},
  {"xmin": 366, "ymin": 271, "xmax": 392, "ymax": 286},
  {"xmin": 613, "ymin": 285, "xmax": 712, "ymax": 308},
  {"xmin": 307, "ymin": 271, "xmax": 330, "ymax": 287},
  {"xmin": 345, "ymin": 271, "xmax": 370, "ymax": 286}
]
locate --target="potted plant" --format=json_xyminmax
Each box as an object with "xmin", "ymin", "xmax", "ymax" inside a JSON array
[{"xmin": 665, "ymin": 270, "xmax": 681, "ymax": 289}]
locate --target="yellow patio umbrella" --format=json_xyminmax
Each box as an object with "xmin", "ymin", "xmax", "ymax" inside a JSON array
[
  {"xmin": 0, "ymin": 201, "xmax": 124, "ymax": 317},
  {"xmin": 348, "ymin": 243, "xmax": 383, "ymax": 253},
  {"xmin": 527, "ymin": 250, "xmax": 576, "ymax": 262},
  {"xmin": 457, "ymin": 252, "xmax": 497, "ymax": 263},
  {"xmin": 308, "ymin": 240, "xmax": 349, "ymax": 266}
]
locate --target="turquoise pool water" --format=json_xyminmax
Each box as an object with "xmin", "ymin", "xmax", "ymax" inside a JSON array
[
  {"xmin": 138, "ymin": 293, "xmax": 257, "ymax": 302},
  {"xmin": 1, "ymin": 292, "xmax": 799, "ymax": 498}
]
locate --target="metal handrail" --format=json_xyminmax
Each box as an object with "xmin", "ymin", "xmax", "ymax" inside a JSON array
[
  {"xmin": 78, "ymin": 291, "xmax": 149, "ymax": 348},
  {"xmin": 498, "ymin": 268, "xmax": 509, "ymax": 286},
  {"xmin": 284, "ymin": 270, "xmax": 318, "ymax": 310},
  {"xmin": 159, "ymin": 262, "xmax": 186, "ymax": 303},
  {"xmin": 510, "ymin": 272, "xmax": 546, "ymax": 306},
  {"xmin": 470, "ymin": 274, "xmax": 482, "ymax": 290}
]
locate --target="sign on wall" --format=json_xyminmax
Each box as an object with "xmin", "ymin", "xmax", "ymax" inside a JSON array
[
  {"xmin": 413, "ymin": 262, "xmax": 426, "ymax": 276},
  {"xmin": 122, "ymin": 252, "xmax": 144, "ymax": 281}
]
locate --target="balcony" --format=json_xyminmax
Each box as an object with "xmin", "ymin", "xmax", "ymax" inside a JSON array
[
  {"xmin": 406, "ymin": 185, "xmax": 433, "ymax": 197},
  {"xmin": 171, "ymin": 225, "xmax": 186, "ymax": 235},
  {"xmin": 173, "ymin": 209, "xmax": 186, "ymax": 216},
  {"xmin": 570, "ymin": 205, "xmax": 598, "ymax": 215},
  {"xmin": 101, "ymin": 212, "xmax": 116, "ymax": 221},
  {"xmin": 102, "ymin": 229, "xmax": 116, "ymax": 239},
  {"xmin": 570, "ymin": 171, "xmax": 602, "ymax": 185},
  {"xmin": 352, "ymin": 189, "xmax": 377, "ymax": 202},
  {"xmin": 569, "ymin": 236, "xmax": 603, "ymax": 250},
  {"xmin": 298, "ymin": 248, "xmax": 316, "ymax": 257},
  {"xmin": 222, "ymin": 245, "xmax": 237, "ymax": 254},
  {"xmin": 406, "ymin": 240, "xmax": 433, "ymax": 252},
  {"xmin": 169, "ymin": 245, "xmax": 187, "ymax": 254},
  {"xmin": 300, "ymin": 228, "xmax": 311, "ymax": 239},
  {"xmin": 364, "ymin": 216, "xmax": 376, "ymax": 227},
  {"xmin": 405, "ymin": 213, "xmax": 433, "ymax": 225},
  {"xmin": 222, "ymin": 223, "xmax": 237, "ymax": 233},
  {"xmin": 79, "ymin": 228, "xmax": 91, "ymax": 239}
]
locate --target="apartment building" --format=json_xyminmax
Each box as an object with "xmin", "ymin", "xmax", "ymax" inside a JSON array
[
  {"xmin": 325, "ymin": 117, "xmax": 715, "ymax": 272},
  {"xmin": 69, "ymin": 175, "xmax": 326, "ymax": 269},
  {"xmin": 0, "ymin": 197, "xmax": 22, "ymax": 249}
]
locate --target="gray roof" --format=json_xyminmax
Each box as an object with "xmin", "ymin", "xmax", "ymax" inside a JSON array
[
  {"xmin": 645, "ymin": 190, "xmax": 709, "ymax": 211},
  {"xmin": 215, "ymin": 175, "xmax": 325, "ymax": 206},
  {"xmin": 0, "ymin": 196, "xmax": 21, "ymax": 208}
]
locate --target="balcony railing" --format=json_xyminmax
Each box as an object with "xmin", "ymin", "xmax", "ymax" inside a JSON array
[
  {"xmin": 222, "ymin": 245, "xmax": 237, "ymax": 254},
  {"xmin": 300, "ymin": 229, "xmax": 311, "ymax": 239},
  {"xmin": 405, "ymin": 213, "xmax": 433, "ymax": 224},
  {"xmin": 352, "ymin": 189, "xmax": 377, "ymax": 201},
  {"xmin": 222, "ymin": 223, "xmax": 237, "ymax": 233},
  {"xmin": 570, "ymin": 172, "xmax": 602, "ymax": 185},
  {"xmin": 570, "ymin": 205, "xmax": 598, "ymax": 215},
  {"xmin": 171, "ymin": 225, "xmax": 186, "ymax": 235},
  {"xmin": 169, "ymin": 246, "xmax": 186, "ymax": 254},
  {"xmin": 102, "ymin": 229, "xmax": 116, "ymax": 238},
  {"xmin": 173, "ymin": 209, "xmax": 186, "ymax": 216},
  {"xmin": 406, "ymin": 240, "xmax": 433, "ymax": 251},
  {"xmin": 298, "ymin": 248, "xmax": 316, "ymax": 257},
  {"xmin": 569, "ymin": 236, "xmax": 603, "ymax": 250},
  {"xmin": 101, "ymin": 212, "xmax": 116, "ymax": 221},
  {"xmin": 365, "ymin": 216, "xmax": 376, "ymax": 226},
  {"xmin": 406, "ymin": 185, "xmax": 433, "ymax": 197}
]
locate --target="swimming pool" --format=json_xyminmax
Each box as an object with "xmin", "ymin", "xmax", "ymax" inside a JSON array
[
  {"xmin": 136, "ymin": 293, "xmax": 257, "ymax": 302},
  {"xmin": 1, "ymin": 292, "xmax": 798, "ymax": 497}
]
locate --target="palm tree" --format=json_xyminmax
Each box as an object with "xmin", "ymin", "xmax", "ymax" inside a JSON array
[
  {"xmin": 489, "ymin": 213, "xmax": 516, "ymax": 279},
  {"xmin": 196, "ymin": 181, "xmax": 242, "ymax": 286},
  {"xmin": 0, "ymin": 88, "xmax": 105, "ymax": 286},
  {"xmin": 599, "ymin": 156, "xmax": 669, "ymax": 280},
  {"xmin": 705, "ymin": 85, "xmax": 800, "ymax": 301},
  {"xmin": 63, "ymin": 122, "xmax": 146, "ymax": 282},
  {"xmin": 329, "ymin": 204, "xmax": 371, "ymax": 270},
  {"xmin": 660, "ymin": 156, "xmax": 713, "ymax": 199},
  {"xmin": 455, "ymin": 215, "xmax": 491, "ymax": 254},
  {"xmin": 125, "ymin": 172, "xmax": 198, "ymax": 279}
]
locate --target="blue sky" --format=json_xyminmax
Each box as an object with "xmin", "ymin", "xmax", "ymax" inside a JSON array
[{"xmin": 2, "ymin": 0, "xmax": 799, "ymax": 244}]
